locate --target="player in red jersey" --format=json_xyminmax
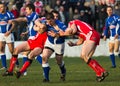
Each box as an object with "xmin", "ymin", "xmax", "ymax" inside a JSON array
[
  {"xmin": 48, "ymin": 19, "xmax": 109, "ymax": 82},
  {"xmin": 2, "ymin": 19, "xmax": 47, "ymax": 78}
]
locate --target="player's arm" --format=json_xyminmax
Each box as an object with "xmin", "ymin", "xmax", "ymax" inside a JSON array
[
  {"xmin": 59, "ymin": 23, "xmax": 77, "ymax": 36},
  {"xmin": 4, "ymin": 20, "xmax": 17, "ymax": 36},
  {"xmin": 68, "ymin": 37, "xmax": 84, "ymax": 47},
  {"xmin": 48, "ymin": 23, "xmax": 77, "ymax": 37},
  {"xmin": 13, "ymin": 17, "xmax": 27, "ymax": 22}
]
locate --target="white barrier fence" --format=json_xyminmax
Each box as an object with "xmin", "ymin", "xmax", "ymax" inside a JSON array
[{"xmin": 5, "ymin": 39, "xmax": 110, "ymax": 59}]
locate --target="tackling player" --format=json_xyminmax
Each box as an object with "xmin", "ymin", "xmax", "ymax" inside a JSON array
[
  {"xmin": 8, "ymin": 3, "xmax": 42, "ymax": 75},
  {"xmin": 48, "ymin": 19, "xmax": 109, "ymax": 82},
  {"xmin": 2, "ymin": 19, "xmax": 47, "ymax": 78}
]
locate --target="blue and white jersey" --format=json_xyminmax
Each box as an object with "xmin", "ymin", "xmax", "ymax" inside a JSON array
[
  {"xmin": 0, "ymin": 11, "xmax": 14, "ymax": 33},
  {"xmin": 26, "ymin": 12, "xmax": 39, "ymax": 37},
  {"xmin": 47, "ymin": 20, "xmax": 67, "ymax": 44},
  {"xmin": 104, "ymin": 14, "xmax": 120, "ymax": 37}
]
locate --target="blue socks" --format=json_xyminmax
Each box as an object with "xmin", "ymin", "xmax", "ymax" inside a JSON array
[
  {"xmin": 36, "ymin": 55, "xmax": 42, "ymax": 64},
  {"xmin": 16, "ymin": 59, "xmax": 19, "ymax": 66},
  {"xmin": 110, "ymin": 54, "xmax": 116, "ymax": 67},
  {"xmin": 60, "ymin": 65, "xmax": 66, "ymax": 75},
  {"xmin": 23, "ymin": 57, "xmax": 28, "ymax": 64},
  {"xmin": 0, "ymin": 54, "xmax": 7, "ymax": 68},
  {"xmin": 58, "ymin": 61, "xmax": 66, "ymax": 75},
  {"xmin": 42, "ymin": 63, "xmax": 50, "ymax": 81}
]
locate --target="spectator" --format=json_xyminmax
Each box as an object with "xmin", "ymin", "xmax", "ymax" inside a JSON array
[
  {"xmin": 11, "ymin": 5, "xmax": 19, "ymax": 18},
  {"xmin": 59, "ymin": 5, "xmax": 66, "ymax": 24},
  {"xmin": 97, "ymin": 0, "xmax": 107, "ymax": 33},
  {"xmin": 34, "ymin": 0, "xmax": 43, "ymax": 15},
  {"xmin": 73, "ymin": 8, "xmax": 80, "ymax": 19}
]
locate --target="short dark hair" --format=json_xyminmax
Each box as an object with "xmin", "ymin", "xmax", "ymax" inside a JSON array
[
  {"xmin": 45, "ymin": 13, "xmax": 54, "ymax": 20},
  {"xmin": 51, "ymin": 10, "xmax": 59, "ymax": 15},
  {"xmin": 106, "ymin": 6, "xmax": 113, "ymax": 10},
  {"xmin": 26, "ymin": 3, "xmax": 35, "ymax": 12},
  {"xmin": 0, "ymin": 1, "xmax": 5, "ymax": 6}
]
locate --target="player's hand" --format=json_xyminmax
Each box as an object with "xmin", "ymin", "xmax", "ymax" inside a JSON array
[
  {"xmin": 4, "ymin": 31, "xmax": 10, "ymax": 37},
  {"xmin": 114, "ymin": 34, "xmax": 118, "ymax": 40},
  {"xmin": 20, "ymin": 32, "xmax": 26, "ymax": 37},
  {"xmin": 109, "ymin": 25, "xmax": 116, "ymax": 29},
  {"xmin": 67, "ymin": 41, "xmax": 76, "ymax": 47},
  {"xmin": 103, "ymin": 36, "xmax": 107, "ymax": 41},
  {"xmin": 59, "ymin": 30, "xmax": 65, "ymax": 36},
  {"xmin": 48, "ymin": 30, "xmax": 57, "ymax": 37}
]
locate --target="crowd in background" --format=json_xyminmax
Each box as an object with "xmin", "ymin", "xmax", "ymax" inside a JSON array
[{"xmin": 0, "ymin": 0, "xmax": 120, "ymax": 41}]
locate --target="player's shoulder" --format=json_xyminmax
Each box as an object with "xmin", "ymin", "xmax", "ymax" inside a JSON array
[{"xmin": 55, "ymin": 20, "xmax": 66, "ymax": 27}]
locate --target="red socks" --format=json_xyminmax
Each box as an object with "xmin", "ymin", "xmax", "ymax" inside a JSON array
[
  {"xmin": 20, "ymin": 59, "xmax": 32, "ymax": 73},
  {"xmin": 8, "ymin": 55, "xmax": 18, "ymax": 72},
  {"xmin": 88, "ymin": 59, "xmax": 105, "ymax": 76}
]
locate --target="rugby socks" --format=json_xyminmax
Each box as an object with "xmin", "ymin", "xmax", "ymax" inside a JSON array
[
  {"xmin": 22, "ymin": 56, "xmax": 28, "ymax": 73},
  {"xmin": 110, "ymin": 53, "xmax": 116, "ymax": 67},
  {"xmin": 8, "ymin": 55, "xmax": 18, "ymax": 72},
  {"xmin": 16, "ymin": 59, "xmax": 19, "ymax": 66},
  {"xmin": 87, "ymin": 58, "xmax": 105, "ymax": 76},
  {"xmin": 42, "ymin": 63, "xmax": 50, "ymax": 81},
  {"xmin": 0, "ymin": 54, "xmax": 7, "ymax": 68},
  {"xmin": 20, "ymin": 58, "xmax": 32, "ymax": 73},
  {"xmin": 58, "ymin": 61, "xmax": 66, "ymax": 75},
  {"xmin": 36, "ymin": 55, "xmax": 42, "ymax": 64},
  {"xmin": 23, "ymin": 56, "xmax": 28, "ymax": 65}
]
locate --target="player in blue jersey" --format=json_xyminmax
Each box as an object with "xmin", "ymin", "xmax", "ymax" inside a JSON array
[
  {"xmin": 0, "ymin": 2, "xmax": 19, "ymax": 70},
  {"xmin": 40, "ymin": 12, "xmax": 67, "ymax": 82},
  {"xmin": 103, "ymin": 6, "xmax": 120, "ymax": 68},
  {"xmin": 8, "ymin": 3, "xmax": 42, "ymax": 75}
]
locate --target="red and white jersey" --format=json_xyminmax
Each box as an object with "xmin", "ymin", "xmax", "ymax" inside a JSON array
[
  {"xmin": 27, "ymin": 32, "xmax": 47, "ymax": 50},
  {"xmin": 69, "ymin": 20, "xmax": 100, "ymax": 45},
  {"xmin": 69, "ymin": 20, "xmax": 95, "ymax": 40}
]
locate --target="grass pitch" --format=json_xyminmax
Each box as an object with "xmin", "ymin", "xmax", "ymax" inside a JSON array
[{"xmin": 0, "ymin": 56, "xmax": 120, "ymax": 86}]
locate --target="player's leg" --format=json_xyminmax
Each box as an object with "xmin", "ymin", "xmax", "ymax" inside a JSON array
[
  {"xmin": 22, "ymin": 51, "xmax": 30, "ymax": 76},
  {"xmin": 109, "ymin": 42, "xmax": 116, "ymax": 68},
  {"xmin": 55, "ymin": 54, "xmax": 66, "ymax": 81},
  {"xmin": 55, "ymin": 43, "xmax": 66, "ymax": 81},
  {"xmin": 15, "ymin": 47, "xmax": 43, "ymax": 78},
  {"xmin": 7, "ymin": 42, "xmax": 19, "ymax": 70},
  {"xmin": 42, "ymin": 48, "xmax": 53, "ymax": 82},
  {"xmin": 2, "ymin": 42, "xmax": 30, "ymax": 76},
  {"xmin": 0, "ymin": 41, "xmax": 7, "ymax": 70},
  {"xmin": 81, "ymin": 40, "xmax": 108, "ymax": 81},
  {"xmin": 114, "ymin": 40, "xmax": 119, "ymax": 56},
  {"xmin": 35, "ymin": 55, "xmax": 42, "ymax": 64}
]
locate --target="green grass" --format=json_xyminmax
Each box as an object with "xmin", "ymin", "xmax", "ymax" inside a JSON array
[{"xmin": 0, "ymin": 56, "xmax": 120, "ymax": 86}]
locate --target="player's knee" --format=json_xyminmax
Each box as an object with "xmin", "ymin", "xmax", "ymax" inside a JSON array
[
  {"xmin": 42, "ymin": 56, "xmax": 48, "ymax": 63},
  {"xmin": 81, "ymin": 53, "xmax": 86, "ymax": 59}
]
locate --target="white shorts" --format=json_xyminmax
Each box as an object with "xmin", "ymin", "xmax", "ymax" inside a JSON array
[
  {"xmin": 109, "ymin": 37, "xmax": 119, "ymax": 43},
  {"xmin": 0, "ymin": 33, "xmax": 14, "ymax": 43},
  {"xmin": 44, "ymin": 38, "xmax": 65, "ymax": 55}
]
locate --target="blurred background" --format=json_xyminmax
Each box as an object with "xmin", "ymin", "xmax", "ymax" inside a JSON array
[{"xmin": 0, "ymin": 0, "xmax": 120, "ymax": 41}]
